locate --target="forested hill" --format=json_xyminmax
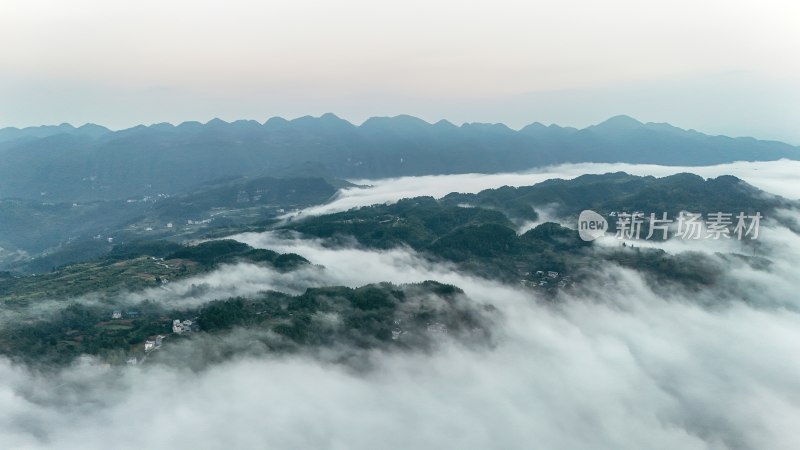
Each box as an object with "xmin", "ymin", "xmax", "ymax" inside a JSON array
[
  {"xmin": 439, "ymin": 171, "xmax": 791, "ymax": 221},
  {"xmin": 283, "ymin": 172, "xmax": 793, "ymax": 285},
  {"xmin": 288, "ymin": 172, "xmax": 794, "ymax": 243},
  {"xmin": 1, "ymin": 114, "xmax": 797, "ymax": 202}
]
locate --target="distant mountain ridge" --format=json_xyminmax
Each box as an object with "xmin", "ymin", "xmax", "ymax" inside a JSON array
[
  {"xmin": 0, "ymin": 122, "xmax": 112, "ymax": 143},
  {"xmin": 0, "ymin": 114, "xmax": 797, "ymax": 202}
]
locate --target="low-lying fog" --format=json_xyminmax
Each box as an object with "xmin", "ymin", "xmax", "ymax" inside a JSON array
[
  {"xmin": 2, "ymin": 162, "xmax": 799, "ymax": 449},
  {"xmin": 288, "ymin": 159, "xmax": 800, "ymax": 219}
]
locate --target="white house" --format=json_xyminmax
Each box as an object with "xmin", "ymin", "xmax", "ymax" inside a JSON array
[
  {"xmin": 111, "ymin": 310, "xmax": 122, "ymax": 319},
  {"xmin": 173, "ymin": 319, "xmax": 194, "ymax": 333},
  {"xmin": 144, "ymin": 340, "xmax": 155, "ymax": 352}
]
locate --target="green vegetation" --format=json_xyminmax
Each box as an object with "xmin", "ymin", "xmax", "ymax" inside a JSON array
[
  {"xmin": 106, "ymin": 240, "xmax": 184, "ymax": 260},
  {"xmin": 288, "ymin": 196, "xmax": 515, "ymax": 249},
  {"xmin": 0, "ymin": 176, "xmax": 340, "ymax": 273},
  {"xmin": 284, "ymin": 196, "xmax": 588, "ymax": 283},
  {"xmin": 441, "ymin": 172, "xmax": 791, "ymax": 223},
  {"xmin": 0, "ymin": 257, "xmax": 199, "ymax": 303},
  {"xmin": 0, "ymin": 171, "xmax": 788, "ymax": 367},
  {"xmin": 0, "ymin": 240, "xmax": 308, "ymax": 302},
  {"xmin": 0, "ymin": 281, "xmax": 492, "ymax": 367},
  {"xmin": 151, "ymin": 176, "xmax": 341, "ymax": 221},
  {"xmin": 284, "ymin": 173, "xmax": 788, "ymax": 288},
  {"xmin": 166, "ymin": 239, "xmax": 307, "ymax": 270},
  {"xmin": 0, "ymin": 300, "xmax": 173, "ymax": 366}
]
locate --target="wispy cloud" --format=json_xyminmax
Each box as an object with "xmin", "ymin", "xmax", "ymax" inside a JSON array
[
  {"xmin": 283, "ymin": 160, "xmax": 800, "ymax": 221},
  {"xmin": 1, "ymin": 211, "xmax": 799, "ymax": 449}
]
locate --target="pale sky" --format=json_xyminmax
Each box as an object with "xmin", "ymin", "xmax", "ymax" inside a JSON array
[{"xmin": 1, "ymin": 0, "xmax": 799, "ymax": 143}]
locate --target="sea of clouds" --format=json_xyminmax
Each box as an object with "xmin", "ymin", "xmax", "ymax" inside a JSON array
[
  {"xmin": 285, "ymin": 159, "xmax": 800, "ymax": 220},
  {"xmin": 1, "ymin": 161, "xmax": 799, "ymax": 449}
]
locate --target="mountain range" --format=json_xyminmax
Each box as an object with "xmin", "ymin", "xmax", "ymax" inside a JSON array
[{"xmin": 1, "ymin": 114, "xmax": 798, "ymax": 202}]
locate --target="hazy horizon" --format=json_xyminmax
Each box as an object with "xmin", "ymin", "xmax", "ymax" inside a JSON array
[
  {"xmin": 4, "ymin": 113, "xmax": 799, "ymax": 146},
  {"xmin": 2, "ymin": 0, "xmax": 799, "ymax": 144}
]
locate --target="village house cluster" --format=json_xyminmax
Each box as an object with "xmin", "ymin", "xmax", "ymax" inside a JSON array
[
  {"xmin": 111, "ymin": 309, "xmax": 198, "ymax": 366},
  {"xmin": 518, "ymin": 268, "xmax": 573, "ymax": 289}
]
